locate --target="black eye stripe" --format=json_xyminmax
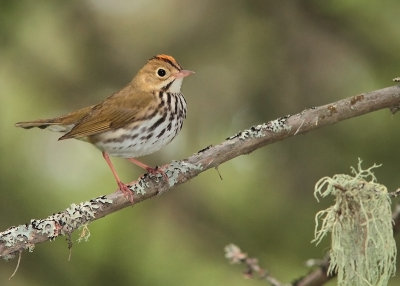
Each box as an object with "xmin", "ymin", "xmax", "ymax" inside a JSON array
[{"xmin": 155, "ymin": 57, "xmax": 181, "ymax": 71}]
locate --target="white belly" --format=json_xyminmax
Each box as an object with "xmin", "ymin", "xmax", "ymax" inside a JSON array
[{"xmin": 92, "ymin": 109, "xmax": 185, "ymax": 158}]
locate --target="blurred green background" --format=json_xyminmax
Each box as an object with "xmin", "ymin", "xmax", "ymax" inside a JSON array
[{"xmin": 1, "ymin": 0, "xmax": 400, "ymax": 285}]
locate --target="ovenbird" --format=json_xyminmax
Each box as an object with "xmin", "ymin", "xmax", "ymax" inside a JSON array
[{"xmin": 16, "ymin": 54, "xmax": 194, "ymax": 199}]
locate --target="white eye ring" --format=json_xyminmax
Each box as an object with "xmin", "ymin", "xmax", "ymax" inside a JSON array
[{"xmin": 156, "ymin": 68, "xmax": 169, "ymax": 78}]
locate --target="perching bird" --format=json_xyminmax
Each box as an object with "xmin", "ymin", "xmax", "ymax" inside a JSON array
[{"xmin": 16, "ymin": 54, "xmax": 194, "ymax": 200}]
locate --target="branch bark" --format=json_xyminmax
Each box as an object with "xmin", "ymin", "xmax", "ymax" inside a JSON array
[{"xmin": 1, "ymin": 85, "xmax": 400, "ymax": 260}]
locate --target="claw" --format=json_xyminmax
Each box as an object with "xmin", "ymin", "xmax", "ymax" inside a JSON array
[
  {"xmin": 128, "ymin": 158, "xmax": 169, "ymax": 184},
  {"xmin": 146, "ymin": 166, "xmax": 169, "ymax": 184},
  {"xmin": 103, "ymin": 152, "xmax": 135, "ymax": 203},
  {"xmin": 118, "ymin": 181, "xmax": 134, "ymax": 203},
  {"xmin": 102, "ymin": 152, "xmax": 168, "ymax": 202}
]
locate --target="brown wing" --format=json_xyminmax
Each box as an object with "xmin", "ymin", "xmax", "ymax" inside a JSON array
[{"xmin": 59, "ymin": 85, "xmax": 154, "ymax": 140}]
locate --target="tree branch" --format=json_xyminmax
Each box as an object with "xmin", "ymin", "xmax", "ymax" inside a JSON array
[
  {"xmin": 1, "ymin": 85, "xmax": 400, "ymax": 259},
  {"xmin": 225, "ymin": 243, "xmax": 289, "ymax": 286}
]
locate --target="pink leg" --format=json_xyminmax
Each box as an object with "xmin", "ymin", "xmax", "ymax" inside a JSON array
[
  {"xmin": 102, "ymin": 152, "xmax": 134, "ymax": 202},
  {"xmin": 127, "ymin": 158, "xmax": 169, "ymax": 183},
  {"xmin": 127, "ymin": 158, "xmax": 154, "ymax": 171}
]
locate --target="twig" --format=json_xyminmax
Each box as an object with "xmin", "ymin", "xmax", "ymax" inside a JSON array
[
  {"xmin": 214, "ymin": 166, "xmax": 223, "ymax": 180},
  {"xmin": 293, "ymin": 257, "xmax": 332, "ymax": 286},
  {"xmin": 225, "ymin": 244, "xmax": 286, "ymax": 286},
  {"xmin": 1, "ymin": 85, "xmax": 400, "ymax": 259},
  {"xmin": 389, "ymin": 188, "xmax": 400, "ymax": 198},
  {"xmin": 8, "ymin": 251, "xmax": 22, "ymax": 280},
  {"xmin": 225, "ymin": 243, "xmax": 333, "ymax": 286}
]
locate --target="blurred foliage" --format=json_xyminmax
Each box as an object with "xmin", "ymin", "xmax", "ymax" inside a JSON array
[{"xmin": 1, "ymin": 0, "xmax": 400, "ymax": 285}]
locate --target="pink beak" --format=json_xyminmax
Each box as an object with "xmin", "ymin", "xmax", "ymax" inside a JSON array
[{"xmin": 175, "ymin": 69, "xmax": 195, "ymax": 79}]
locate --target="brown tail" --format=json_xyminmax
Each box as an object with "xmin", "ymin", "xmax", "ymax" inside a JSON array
[
  {"xmin": 15, "ymin": 105, "xmax": 94, "ymax": 133},
  {"xmin": 15, "ymin": 119, "xmax": 73, "ymax": 132}
]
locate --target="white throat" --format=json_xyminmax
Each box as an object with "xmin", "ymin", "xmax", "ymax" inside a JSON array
[{"xmin": 168, "ymin": 78, "xmax": 183, "ymax": 93}]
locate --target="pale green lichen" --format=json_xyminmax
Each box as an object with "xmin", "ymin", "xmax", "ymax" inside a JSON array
[
  {"xmin": 57, "ymin": 196, "xmax": 113, "ymax": 234},
  {"xmin": 128, "ymin": 160, "xmax": 202, "ymax": 195},
  {"xmin": 77, "ymin": 224, "xmax": 91, "ymax": 243},
  {"xmin": 27, "ymin": 243, "xmax": 35, "ymax": 252},
  {"xmin": 1, "ymin": 226, "xmax": 32, "ymax": 248},
  {"xmin": 227, "ymin": 115, "xmax": 291, "ymax": 140},
  {"xmin": 164, "ymin": 160, "xmax": 202, "ymax": 187},
  {"xmin": 1, "ymin": 196, "xmax": 112, "ymax": 260},
  {"xmin": 131, "ymin": 179, "xmax": 150, "ymax": 195},
  {"xmin": 265, "ymin": 116, "xmax": 292, "ymax": 133},
  {"xmin": 313, "ymin": 159, "xmax": 396, "ymax": 286}
]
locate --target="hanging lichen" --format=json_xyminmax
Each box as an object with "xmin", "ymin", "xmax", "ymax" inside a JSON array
[{"xmin": 312, "ymin": 159, "xmax": 396, "ymax": 286}]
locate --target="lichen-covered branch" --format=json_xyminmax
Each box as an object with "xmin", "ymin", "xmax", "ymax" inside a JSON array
[{"xmin": 1, "ymin": 85, "xmax": 400, "ymax": 259}]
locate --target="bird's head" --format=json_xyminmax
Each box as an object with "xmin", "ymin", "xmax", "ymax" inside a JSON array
[{"xmin": 134, "ymin": 54, "xmax": 194, "ymax": 93}]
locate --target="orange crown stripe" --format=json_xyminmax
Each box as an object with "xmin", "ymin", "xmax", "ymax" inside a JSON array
[
  {"xmin": 156, "ymin": 54, "xmax": 177, "ymax": 64},
  {"xmin": 150, "ymin": 54, "xmax": 182, "ymax": 70}
]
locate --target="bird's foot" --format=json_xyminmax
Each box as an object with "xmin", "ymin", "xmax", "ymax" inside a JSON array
[
  {"xmin": 117, "ymin": 181, "xmax": 134, "ymax": 203},
  {"xmin": 146, "ymin": 166, "xmax": 169, "ymax": 184},
  {"xmin": 127, "ymin": 158, "xmax": 169, "ymax": 184}
]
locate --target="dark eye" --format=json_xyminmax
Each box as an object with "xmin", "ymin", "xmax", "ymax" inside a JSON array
[{"xmin": 157, "ymin": 68, "xmax": 166, "ymax": 77}]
